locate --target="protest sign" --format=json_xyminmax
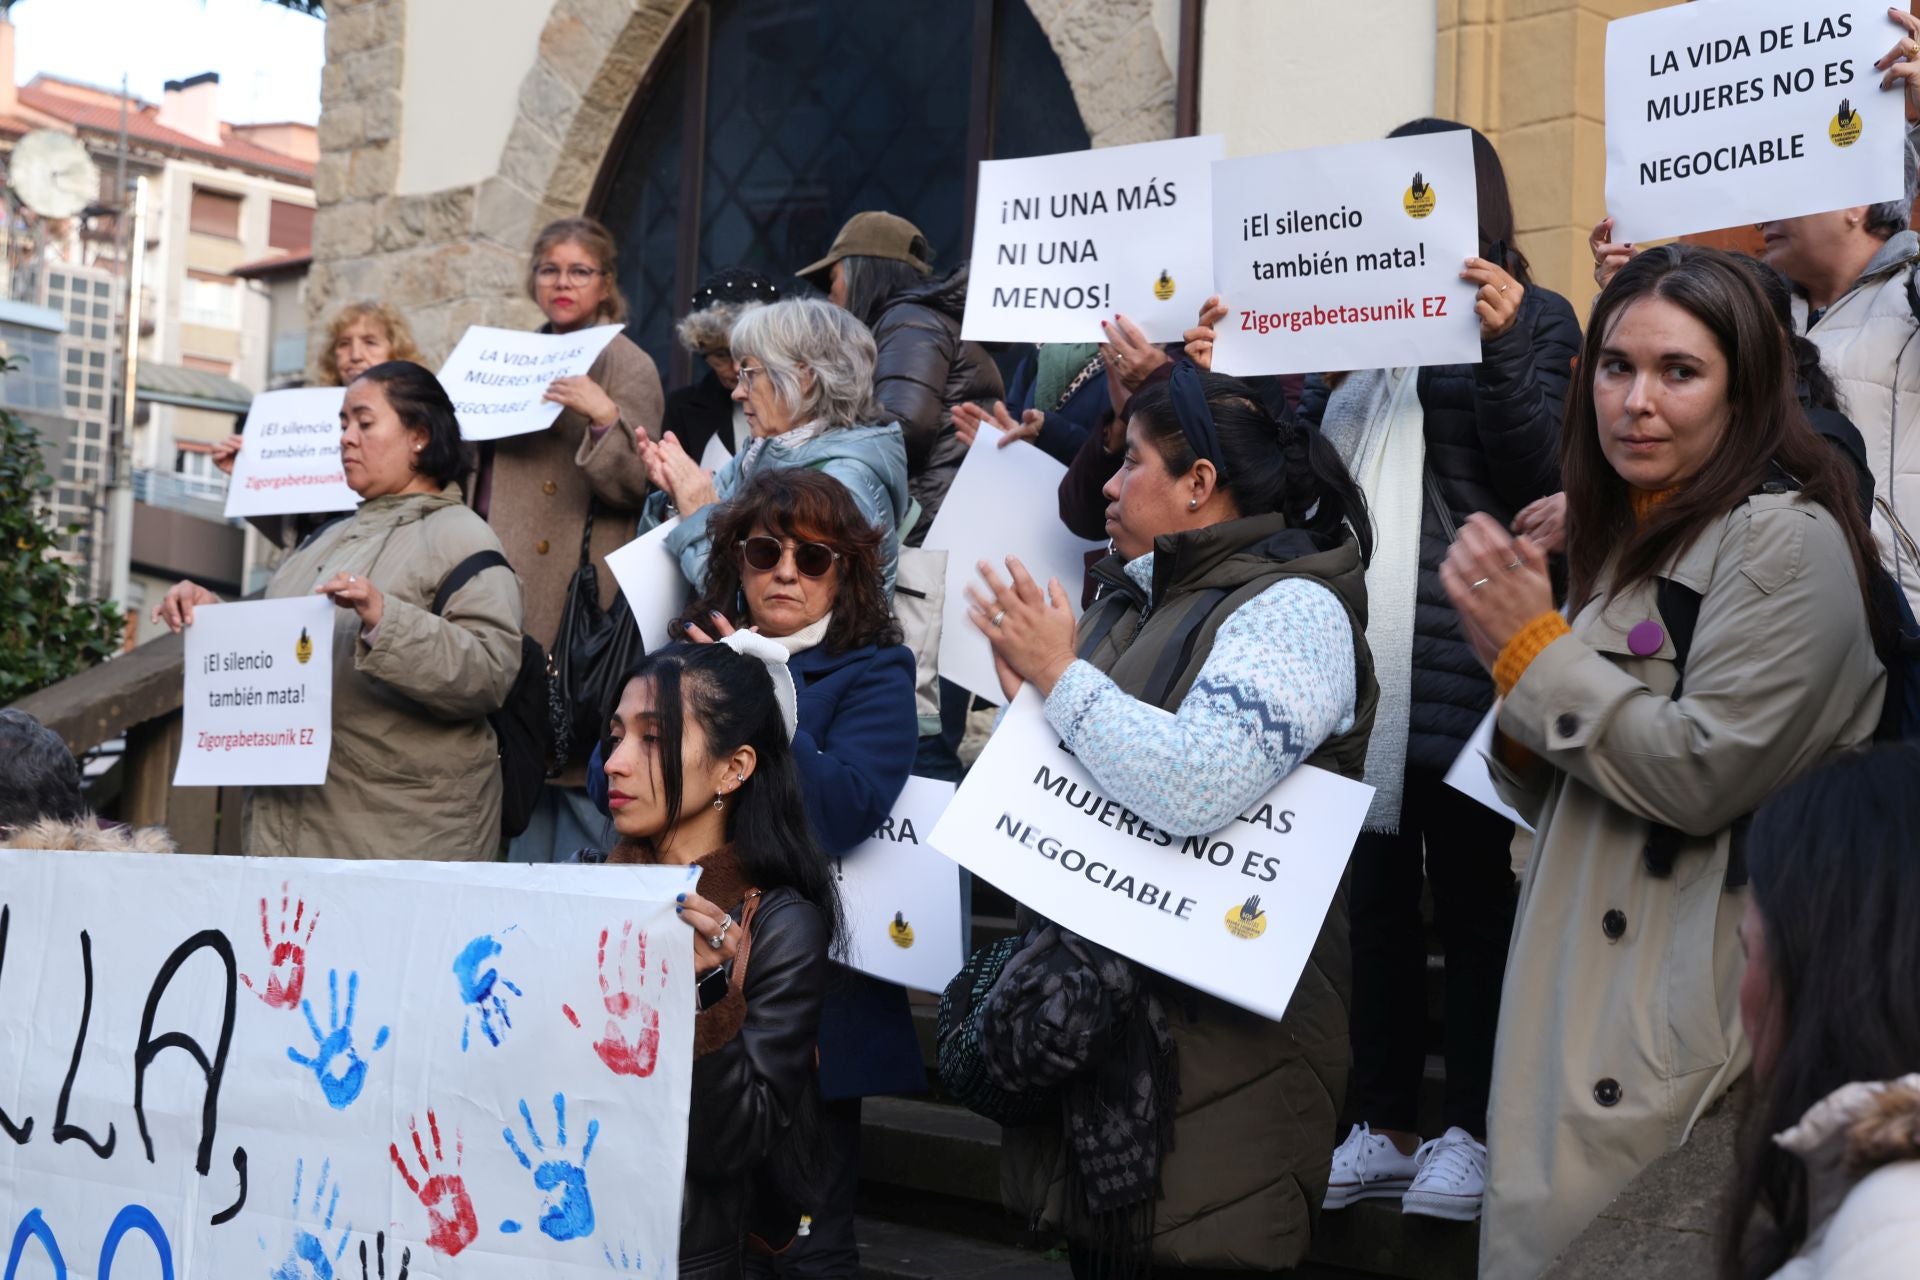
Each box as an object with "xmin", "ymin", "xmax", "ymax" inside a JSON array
[
  {"xmin": 177, "ymin": 596, "xmax": 336, "ymax": 788},
  {"xmin": 440, "ymin": 324, "xmax": 625, "ymax": 442},
  {"xmin": 698, "ymin": 434, "xmax": 732, "ymax": 475},
  {"xmin": 606, "ymin": 516, "xmax": 692, "ymax": 652},
  {"xmin": 1443, "ymin": 705, "xmax": 1533, "ymax": 833},
  {"xmin": 832, "ymin": 776, "xmax": 963, "ymax": 993},
  {"xmin": 921, "ymin": 422, "xmax": 1105, "ymax": 705},
  {"xmin": 1605, "ymin": 1, "xmax": 1904, "ymax": 242},
  {"xmin": 929, "ymin": 690, "xmax": 1374, "ymax": 1021},
  {"xmin": 224, "ymin": 388, "xmax": 357, "ymax": 519},
  {"xmin": 0, "ymin": 850, "xmax": 698, "ymax": 1278},
  {"xmin": 1208, "ymin": 130, "xmax": 1482, "ymax": 377},
  {"xmin": 963, "ymin": 135, "xmax": 1225, "ymax": 343}
]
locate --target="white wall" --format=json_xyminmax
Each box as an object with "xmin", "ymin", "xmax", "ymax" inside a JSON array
[
  {"xmin": 396, "ymin": 0, "xmax": 558, "ymax": 195},
  {"xmin": 1199, "ymin": 0, "xmax": 1436, "ymax": 157}
]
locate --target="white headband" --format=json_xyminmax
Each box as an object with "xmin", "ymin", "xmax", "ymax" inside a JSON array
[{"xmin": 717, "ymin": 629, "xmax": 799, "ymax": 742}]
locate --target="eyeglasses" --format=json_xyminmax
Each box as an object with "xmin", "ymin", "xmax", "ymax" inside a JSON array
[
  {"xmin": 736, "ymin": 363, "xmax": 769, "ymax": 392},
  {"xmin": 534, "ymin": 264, "xmax": 604, "ymax": 286},
  {"xmin": 737, "ymin": 535, "xmax": 839, "ymax": 578}
]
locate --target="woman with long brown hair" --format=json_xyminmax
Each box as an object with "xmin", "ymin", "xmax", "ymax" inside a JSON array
[{"xmin": 1441, "ymin": 245, "xmax": 1889, "ymax": 1279}]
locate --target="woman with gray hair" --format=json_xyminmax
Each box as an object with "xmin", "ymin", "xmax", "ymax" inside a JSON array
[
  {"xmin": 1590, "ymin": 15, "xmax": 1920, "ymax": 612},
  {"xmin": 640, "ymin": 296, "xmax": 912, "ymax": 593}
]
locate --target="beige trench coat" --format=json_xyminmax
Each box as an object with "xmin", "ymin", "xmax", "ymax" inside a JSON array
[
  {"xmin": 248, "ymin": 485, "xmax": 524, "ymax": 860},
  {"xmin": 1480, "ymin": 494, "xmax": 1884, "ymax": 1280}
]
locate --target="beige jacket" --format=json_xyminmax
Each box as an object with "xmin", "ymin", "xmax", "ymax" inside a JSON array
[
  {"xmin": 474, "ymin": 331, "xmax": 661, "ymax": 652},
  {"xmin": 249, "ymin": 485, "xmax": 524, "ymax": 860},
  {"xmin": 1481, "ymin": 495, "xmax": 1884, "ymax": 1280}
]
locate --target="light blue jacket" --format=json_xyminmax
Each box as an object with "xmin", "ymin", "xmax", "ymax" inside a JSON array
[{"xmin": 646, "ymin": 422, "xmax": 913, "ymax": 595}]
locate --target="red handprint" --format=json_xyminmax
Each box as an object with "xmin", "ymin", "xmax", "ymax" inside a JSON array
[
  {"xmin": 242, "ymin": 881, "xmax": 318, "ymax": 1010},
  {"xmin": 388, "ymin": 1109, "xmax": 478, "ymax": 1257},
  {"xmin": 561, "ymin": 921, "xmax": 665, "ymax": 1079}
]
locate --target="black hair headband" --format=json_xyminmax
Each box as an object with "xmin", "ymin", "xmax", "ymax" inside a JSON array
[{"xmin": 1168, "ymin": 361, "xmax": 1227, "ymax": 482}]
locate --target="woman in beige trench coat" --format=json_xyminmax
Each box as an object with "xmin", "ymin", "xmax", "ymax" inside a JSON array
[
  {"xmin": 1439, "ymin": 247, "xmax": 1890, "ymax": 1280},
  {"xmin": 157, "ymin": 362, "xmax": 524, "ymax": 859}
]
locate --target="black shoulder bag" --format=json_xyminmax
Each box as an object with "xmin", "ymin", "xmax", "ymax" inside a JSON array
[{"xmin": 549, "ymin": 503, "xmax": 645, "ymax": 765}]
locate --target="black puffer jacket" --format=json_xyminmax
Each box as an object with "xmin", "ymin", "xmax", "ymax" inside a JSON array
[
  {"xmin": 870, "ymin": 267, "xmax": 1005, "ymax": 542},
  {"xmin": 1300, "ymin": 285, "xmax": 1581, "ymax": 774}
]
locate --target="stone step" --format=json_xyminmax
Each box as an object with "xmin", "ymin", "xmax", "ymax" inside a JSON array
[
  {"xmin": 1311, "ymin": 1200, "xmax": 1480, "ymax": 1280},
  {"xmin": 856, "ymin": 1217, "xmax": 1066, "ymax": 1279}
]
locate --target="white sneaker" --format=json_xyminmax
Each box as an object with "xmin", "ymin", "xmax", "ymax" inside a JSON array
[
  {"xmin": 1401, "ymin": 1126, "xmax": 1487, "ymax": 1221},
  {"xmin": 1323, "ymin": 1122, "xmax": 1419, "ymax": 1209}
]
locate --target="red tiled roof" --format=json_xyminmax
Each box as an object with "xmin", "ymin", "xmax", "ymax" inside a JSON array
[
  {"xmin": 231, "ymin": 246, "xmax": 312, "ymax": 278},
  {"xmin": 17, "ymin": 81, "xmax": 314, "ymax": 182}
]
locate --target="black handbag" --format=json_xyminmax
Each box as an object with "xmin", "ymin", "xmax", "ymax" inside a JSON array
[
  {"xmin": 431, "ymin": 551, "xmax": 551, "ymax": 840},
  {"xmin": 548, "ymin": 503, "xmax": 645, "ymax": 765}
]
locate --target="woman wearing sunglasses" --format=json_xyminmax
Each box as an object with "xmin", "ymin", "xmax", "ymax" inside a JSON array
[
  {"xmin": 639, "ymin": 296, "xmax": 912, "ymax": 597},
  {"xmin": 593, "ymin": 466, "xmax": 918, "ymax": 1277}
]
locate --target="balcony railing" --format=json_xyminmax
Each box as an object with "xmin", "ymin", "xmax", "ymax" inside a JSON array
[{"xmin": 133, "ymin": 467, "xmax": 232, "ymax": 524}]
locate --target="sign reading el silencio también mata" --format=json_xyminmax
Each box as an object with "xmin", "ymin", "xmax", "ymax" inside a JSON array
[
  {"xmin": 1207, "ymin": 128, "xmax": 1483, "ymax": 377},
  {"xmin": 176, "ymin": 595, "xmax": 337, "ymax": 788},
  {"xmin": 962, "ymin": 134, "xmax": 1225, "ymax": 344},
  {"xmin": 1605, "ymin": 0, "xmax": 1906, "ymax": 242},
  {"xmin": 930, "ymin": 691, "xmax": 1374, "ymax": 1022},
  {"xmin": 224, "ymin": 387, "xmax": 358, "ymax": 519},
  {"xmin": 0, "ymin": 853, "xmax": 700, "ymax": 1277}
]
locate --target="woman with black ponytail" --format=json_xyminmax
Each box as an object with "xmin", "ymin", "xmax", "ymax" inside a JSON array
[
  {"xmin": 963, "ymin": 365, "xmax": 1379, "ymax": 1275},
  {"xmin": 587, "ymin": 637, "xmax": 841, "ymax": 1279}
]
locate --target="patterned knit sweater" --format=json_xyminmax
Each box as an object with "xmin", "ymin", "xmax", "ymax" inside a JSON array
[{"xmin": 1044, "ymin": 552, "xmax": 1358, "ymax": 836}]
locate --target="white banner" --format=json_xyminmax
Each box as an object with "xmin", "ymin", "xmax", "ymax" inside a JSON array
[
  {"xmin": 176, "ymin": 597, "xmax": 336, "ymax": 788},
  {"xmin": 832, "ymin": 776, "xmax": 963, "ymax": 994},
  {"xmin": 0, "ymin": 851, "xmax": 697, "ymax": 1278},
  {"xmin": 697, "ymin": 434, "xmax": 732, "ymax": 475},
  {"xmin": 929, "ymin": 690, "xmax": 1374, "ymax": 1021},
  {"xmin": 1209, "ymin": 130, "xmax": 1483, "ymax": 377},
  {"xmin": 921, "ymin": 423, "xmax": 1105, "ymax": 705},
  {"xmin": 1442, "ymin": 704, "xmax": 1532, "ymax": 833},
  {"xmin": 963, "ymin": 135, "xmax": 1225, "ymax": 344},
  {"xmin": 440, "ymin": 325, "xmax": 625, "ymax": 442},
  {"xmin": 605, "ymin": 517, "xmax": 692, "ymax": 653},
  {"xmin": 1605, "ymin": 2, "xmax": 1905, "ymax": 242},
  {"xmin": 224, "ymin": 388, "xmax": 358, "ymax": 519}
]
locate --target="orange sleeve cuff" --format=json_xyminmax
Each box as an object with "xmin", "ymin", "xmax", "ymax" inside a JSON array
[{"xmin": 1493, "ymin": 612, "xmax": 1571, "ymax": 698}]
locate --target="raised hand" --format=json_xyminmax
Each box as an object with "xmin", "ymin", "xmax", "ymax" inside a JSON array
[
  {"xmin": 212, "ymin": 433, "xmax": 245, "ymax": 476},
  {"xmin": 244, "ymin": 881, "xmax": 319, "ymax": 1010},
  {"xmin": 562, "ymin": 921, "xmax": 665, "ymax": 1079},
  {"xmin": 452, "ymin": 932, "xmax": 523, "ymax": 1051},
  {"xmin": 359, "ymin": 1233, "xmax": 409, "ymax": 1280},
  {"xmin": 390, "ymin": 1108, "xmax": 479, "ymax": 1258},
  {"xmin": 500, "ymin": 1092, "xmax": 600, "ymax": 1242},
  {"xmin": 1184, "ymin": 295, "xmax": 1229, "ymax": 372},
  {"xmin": 269, "ymin": 1156, "xmax": 352, "ymax": 1280},
  {"xmin": 287, "ymin": 969, "xmax": 390, "ymax": 1109}
]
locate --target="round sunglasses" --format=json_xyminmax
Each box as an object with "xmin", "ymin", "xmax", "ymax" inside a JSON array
[{"xmin": 736, "ymin": 535, "xmax": 839, "ymax": 578}]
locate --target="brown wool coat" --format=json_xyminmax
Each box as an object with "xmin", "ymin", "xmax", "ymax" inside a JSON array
[{"xmin": 472, "ymin": 331, "xmax": 662, "ymax": 652}]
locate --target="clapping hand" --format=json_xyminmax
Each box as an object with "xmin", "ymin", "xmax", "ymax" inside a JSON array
[{"xmin": 640, "ymin": 431, "xmax": 717, "ymax": 515}]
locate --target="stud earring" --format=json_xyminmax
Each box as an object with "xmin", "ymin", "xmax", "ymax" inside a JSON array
[
  {"xmin": 1188, "ymin": 498, "xmax": 1199, "ymax": 510},
  {"xmin": 413, "ymin": 444, "xmax": 422, "ymax": 453}
]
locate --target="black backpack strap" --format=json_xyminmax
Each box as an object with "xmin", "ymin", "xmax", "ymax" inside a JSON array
[
  {"xmin": 433, "ymin": 550, "xmax": 512, "ymax": 616},
  {"xmin": 1141, "ymin": 589, "xmax": 1230, "ymax": 709},
  {"xmin": 294, "ymin": 511, "xmax": 353, "ymax": 552}
]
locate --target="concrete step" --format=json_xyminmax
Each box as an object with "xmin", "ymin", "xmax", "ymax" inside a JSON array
[{"xmin": 857, "ymin": 1217, "xmax": 1066, "ymax": 1279}]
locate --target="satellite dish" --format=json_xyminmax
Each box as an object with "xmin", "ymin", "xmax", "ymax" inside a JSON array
[{"xmin": 10, "ymin": 129, "xmax": 95, "ymax": 220}]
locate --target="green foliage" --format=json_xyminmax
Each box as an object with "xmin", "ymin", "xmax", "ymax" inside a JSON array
[{"xmin": 0, "ymin": 395, "xmax": 123, "ymax": 704}]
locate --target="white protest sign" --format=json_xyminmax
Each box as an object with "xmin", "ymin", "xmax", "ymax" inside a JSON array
[
  {"xmin": 440, "ymin": 324, "xmax": 625, "ymax": 441},
  {"xmin": 921, "ymin": 422, "xmax": 1105, "ymax": 705},
  {"xmin": 963, "ymin": 135, "xmax": 1225, "ymax": 343},
  {"xmin": 606, "ymin": 517, "xmax": 693, "ymax": 652},
  {"xmin": 1209, "ymin": 130, "xmax": 1482, "ymax": 377},
  {"xmin": 224, "ymin": 388, "xmax": 358, "ymax": 519},
  {"xmin": 832, "ymin": 776, "xmax": 963, "ymax": 993},
  {"xmin": 177, "ymin": 596, "xmax": 336, "ymax": 788},
  {"xmin": 929, "ymin": 690, "xmax": 1374, "ymax": 1022},
  {"xmin": 0, "ymin": 851, "xmax": 698, "ymax": 1278},
  {"xmin": 698, "ymin": 434, "xmax": 732, "ymax": 475},
  {"xmin": 1443, "ymin": 704, "xmax": 1532, "ymax": 833},
  {"xmin": 1605, "ymin": 1, "xmax": 1904, "ymax": 242}
]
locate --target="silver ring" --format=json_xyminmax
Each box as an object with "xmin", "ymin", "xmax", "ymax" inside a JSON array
[
  {"xmin": 347, "ymin": 575, "xmax": 355, "ymax": 583},
  {"xmin": 1497, "ymin": 284, "xmax": 1508, "ymax": 294},
  {"xmin": 1505, "ymin": 559, "xmax": 1525, "ymax": 572},
  {"xmin": 991, "ymin": 610, "xmax": 1006, "ymax": 628},
  {"xmin": 1470, "ymin": 577, "xmax": 1492, "ymax": 591},
  {"xmin": 709, "ymin": 932, "xmax": 724, "ymax": 951}
]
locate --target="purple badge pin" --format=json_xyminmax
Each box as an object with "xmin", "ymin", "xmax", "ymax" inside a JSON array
[{"xmin": 1628, "ymin": 619, "xmax": 1665, "ymax": 658}]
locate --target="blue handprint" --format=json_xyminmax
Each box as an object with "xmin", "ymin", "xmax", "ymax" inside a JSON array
[
  {"xmin": 452, "ymin": 932, "xmax": 522, "ymax": 1051},
  {"xmin": 499, "ymin": 1092, "xmax": 599, "ymax": 1242},
  {"xmin": 287, "ymin": 969, "xmax": 390, "ymax": 1109},
  {"xmin": 268, "ymin": 1156, "xmax": 351, "ymax": 1280},
  {"xmin": 603, "ymin": 1241, "xmax": 667, "ymax": 1275}
]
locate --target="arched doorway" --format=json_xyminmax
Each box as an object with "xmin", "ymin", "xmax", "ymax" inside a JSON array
[{"xmin": 593, "ymin": 0, "xmax": 1090, "ymax": 387}]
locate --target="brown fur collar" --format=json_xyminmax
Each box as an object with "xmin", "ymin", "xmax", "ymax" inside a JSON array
[
  {"xmin": 1842, "ymin": 1076, "xmax": 1920, "ymax": 1171},
  {"xmin": 611, "ymin": 841, "xmax": 754, "ymax": 1058},
  {"xmin": 4, "ymin": 817, "xmax": 176, "ymax": 853}
]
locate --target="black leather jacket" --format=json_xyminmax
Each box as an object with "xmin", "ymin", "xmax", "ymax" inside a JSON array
[
  {"xmin": 678, "ymin": 887, "xmax": 831, "ymax": 1279},
  {"xmin": 870, "ymin": 267, "xmax": 1005, "ymax": 542}
]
